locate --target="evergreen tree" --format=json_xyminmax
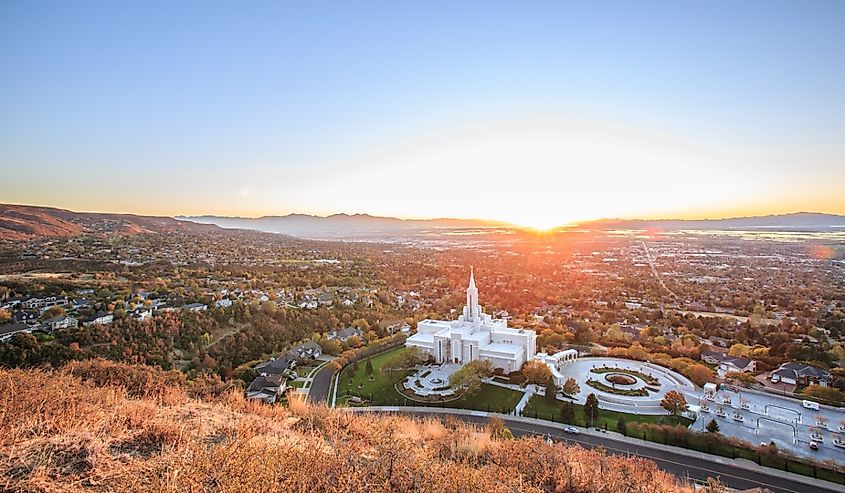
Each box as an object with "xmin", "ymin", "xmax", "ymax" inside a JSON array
[
  {"xmin": 584, "ymin": 393, "xmax": 600, "ymax": 427},
  {"xmin": 616, "ymin": 415, "xmax": 627, "ymax": 435},
  {"xmin": 560, "ymin": 401, "xmax": 575, "ymax": 424},
  {"xmin": 544, "ymin": 375, "xmax": 558, "ymax": 403},
  {"xmin": 706, "ymin": 419, "xmax": 720, "ymax": 433},
  {"xmin": 365, "ymin": 358, "xmax": 374, "ymax": 378}
]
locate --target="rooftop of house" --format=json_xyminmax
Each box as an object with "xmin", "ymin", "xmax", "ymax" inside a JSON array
[
  {"xmin": 775, "ymin": 361, "xmax": 831, "ymax": 379},
  {"xmin": 253, "ymin": 357, "xmax": 293, "ymax": 375},
  {"xmin": 0, "ymin": 322, "xmax": 32, "ymax": 337}
]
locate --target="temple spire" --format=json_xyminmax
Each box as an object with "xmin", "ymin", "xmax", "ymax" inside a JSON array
[{"xmin": 466, "ymin": 267, "xmax": 479, "ymax": 321}]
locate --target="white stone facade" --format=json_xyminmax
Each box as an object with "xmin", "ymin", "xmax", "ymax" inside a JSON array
[
  {"xmin": 405, "ymin": 269, "xmax": 537, "ymax": 373},
  {"xmin": 535, "ymin": 349, "xmax": 579, "ymax": 385}
]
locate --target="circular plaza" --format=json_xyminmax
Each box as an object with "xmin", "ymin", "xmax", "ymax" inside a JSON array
[
  {"xmin": 548, "ymin": 356, "xmax": 696, "ymax": 414},
  {"xmin": 399, "ymin": 363, "xmax": 462, "ymax": 400}
]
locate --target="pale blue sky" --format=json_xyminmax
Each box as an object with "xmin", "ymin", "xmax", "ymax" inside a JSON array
[{"xmin": 1, "ymin": 1, "xmax": 844, "ymax": 226}]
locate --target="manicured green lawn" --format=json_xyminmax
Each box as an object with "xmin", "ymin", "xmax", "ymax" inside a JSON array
[
  {"xmin": 337, "ymin": 346, "xmax": 411, "ymax": 404},
  {"xmin": 288, "ymin": 380, "xmax": 305, "ymax": 388},
  {"xmin": 336, "ymin": 346, "xmax": 523, "ymax": 412},
  {"xmin": 439, "ymin": 384, "xmax": 522, "ymax": 414},
  {"xmin": 521, "ymin": 395, "xmax": 693, "ymax": 431}
]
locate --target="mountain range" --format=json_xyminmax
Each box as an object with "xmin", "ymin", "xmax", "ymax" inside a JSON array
[
  {"xmin": 176, "ymin": 213, "xmax": 513, "ymax": 236},
  {"xmin": 0, "ymin": 203, "xmax": 221, "ymax": 241},
  {"xmin": 2, "ymin": 203, "xmax": 844, "ymax": 241},
  {"xmin": 580, "ymin": 212, "xmax": 845, "ymax": 232}
]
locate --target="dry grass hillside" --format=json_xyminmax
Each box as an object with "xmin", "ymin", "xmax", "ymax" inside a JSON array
[
  {"xmin": 0, "ymin": 360, "xmax": 697, "ymax": 493},
  {"xmin": 0, "ymin": 204, "xmax": 221, "ymax": 240}
]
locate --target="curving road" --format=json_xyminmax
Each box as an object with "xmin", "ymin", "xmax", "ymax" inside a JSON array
[
  {"xmin": 307, "ymin": 363, "xmax": 335, "ymax": 403},
  {"xmin": 350, "ymin": 407, "xmax": 845, "ymax": 493}
]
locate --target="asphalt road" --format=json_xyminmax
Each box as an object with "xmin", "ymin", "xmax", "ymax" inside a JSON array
[
  {"xmin": 307, "ymin": 363, "xmax": 334, "ymax": 403},
  {"xmin": 363, "ymin": 409, "xmax": 844, "ymax": 493}
]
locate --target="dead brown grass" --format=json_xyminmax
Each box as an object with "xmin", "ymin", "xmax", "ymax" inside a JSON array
[{"xmin": 0, "ymin": 361, "xmax": 695, "ymax": 493}]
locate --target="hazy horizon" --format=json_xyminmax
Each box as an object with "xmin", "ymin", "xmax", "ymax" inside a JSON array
[
  {"xmin": 4, "ymin": 200, "xmax": 845, "ymax": 230},
  {"xmin": 2, "ymin": 1, "xmax": 845, "ymax": 229}
]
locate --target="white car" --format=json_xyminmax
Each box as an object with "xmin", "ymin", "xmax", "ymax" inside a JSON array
[{"xmin": 563, "ymin": 426, "xmax": 580, "ymax": 435}]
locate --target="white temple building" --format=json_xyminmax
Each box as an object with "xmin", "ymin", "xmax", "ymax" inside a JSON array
[{"xmin": 405, "ymin": 269, "xmax": 537, "ymax": 373}]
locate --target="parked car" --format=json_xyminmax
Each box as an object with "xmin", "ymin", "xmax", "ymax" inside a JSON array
[
  {"xmin": 809, "ymin": 441, "xmax": 819, "ymax": 450},
  {"xmin": 563, "ymin": 426, "xmax": 580, "ymax": 434}
]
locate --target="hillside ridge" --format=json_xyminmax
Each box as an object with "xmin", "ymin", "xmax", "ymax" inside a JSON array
[{"xmin": 0, "ymin": 360, "xmax": 693, "ymax": 493}]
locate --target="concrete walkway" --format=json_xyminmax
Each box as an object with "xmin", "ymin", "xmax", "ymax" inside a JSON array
[{"xmin": 514, "ymin": 384, "xmax": 535, "ymax": 415}]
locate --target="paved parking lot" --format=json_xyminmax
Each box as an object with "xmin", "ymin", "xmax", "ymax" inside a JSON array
[{"xmin": 689, "ymin": 387, "xmax": 845, "ymax": 463}]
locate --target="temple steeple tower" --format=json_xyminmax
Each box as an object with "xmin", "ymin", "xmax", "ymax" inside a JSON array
[{"xmin": 466, "ymin": 267, "xmax": 479, "ymax": 321}]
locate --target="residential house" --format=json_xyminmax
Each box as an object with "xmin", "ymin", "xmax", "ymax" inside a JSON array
[
  {"xmin": 289, "ymin": 340, "xmax": 322, "ymax": 360},
  {"xmin": 253, "ymin": 355, "xmax": 294, "ymax": 376},
  {"xmin": 0, "ymin": 322, "xmax": 33, "ymax": 341},
  {"xmin": 701, "ymin": 349, "xmax": 756, "ymax": 377},
  {"xmin": 771, "ymin": 362, "xmax": 831, "ymax": 387},
  {"xmin": 130, "ymin": 309, "xmax": 152, "ymax": 321},
  {"xmin": 81, "ymin": 312, "xmax": 113, "ymax": 327},
  {"xmin": 620, "ymin": 325, "xmax": 641, "ymax": 341},
  {"xmin": 71, "ymin": 299, "xmax": 94, "ymax": 310},
  {"xmin": 245, "ymin": 374, "xmax": 287, "ymax": 404},
  {"xmin": 317, "ymin": 292, "xmax": 334, "ymax": 306},
  {"xmin": 12, "ymin": 311, "xmax": 38, "ymax": 325},
  {"xmin": 43, "ymin": 315, "xmax": 78, "ymax": 332},
  {"xmin": 326, "ymin": 327, "xmax": 363, "ymax": 342},
  {"xmin": 22, "ymin": 295, "xmax": 68, "ymax": 312},
  {"xmin": 386, "ymin": 322, "xmax": 411, "ymax": 335},
  {"xmin": 149, "ymin": 300, "xmax": 168, "ymax": 310},
  {"xmin": 182, "ymin": 303, "xmax": 208, "ymax": 312},
  {"xmin": 707, "ymin": 336, "xmax": 732, "ymax": 348},
  {"xmin": 214, "ymin": 299, "xmax": 233, "ymax": 308}
]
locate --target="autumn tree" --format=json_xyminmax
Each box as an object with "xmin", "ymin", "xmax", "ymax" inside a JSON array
[
  {"xmin": 383, "ymin": 346, "xmax": 424, "ymax": 380},
  {"xmin": 487, "ymin": 416, "xmax": 513, "ymax": 440},
  {"xmin": 686, "ymin": 364, "xmax": 714, "ymax": 387},
  {"xmin": 43, "ymin": 306, "xmax": 66, "ymax": 318},
  {"xmin": 521, "ymin": 359, "xmax": 552, "ymax": 385},
  {"xmin": 803, "ymin": 385, "xmax": 844, "ymax": 405},
  {"xmin": 449, "ymin": 359, "xmax": 493, "ymax": 396},
  {"xmin": 724, "ymin": 371, "xmax": 757, "ymax": 387},
  {"xmin": 661, "ymin": 390, "xmax": 688, "ymax": 416},
  {"xmin": 319, "ymin": 338, "xmax": 343, "ymax": 356},
  {"xmin": 561, "ymin": 377, "xmax": 581, "ymax": 398}
]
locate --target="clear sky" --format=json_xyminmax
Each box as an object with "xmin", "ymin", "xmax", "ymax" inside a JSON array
[{"xmin": 1, "ymin": 1, "xmax": 844, "ymax": 229}]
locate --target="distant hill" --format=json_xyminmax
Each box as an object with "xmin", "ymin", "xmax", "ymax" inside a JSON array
[
  {"xmin": 177, "ymin": 213, "xmax": 513, "ymax": 236},
  {"xmin": 0, "ymin": 203, "xmax": 221, "ymax": 240},
  {"xmin": 579, "ymin": 212, "xmax": 845, "ymax": 232}
]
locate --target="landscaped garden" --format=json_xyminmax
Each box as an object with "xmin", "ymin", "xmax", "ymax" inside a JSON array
[
  {"xmin": 585, "ymin": 378, "xmax": 649, "ymax": 396},
  {"xmin": 335, "ymin": 347, "xmax": 522, "ymax": 412},
  {"xmin": 590, "ymin": 366, "xmax": 660, "ymax": 386}
]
